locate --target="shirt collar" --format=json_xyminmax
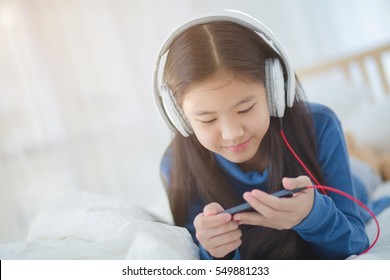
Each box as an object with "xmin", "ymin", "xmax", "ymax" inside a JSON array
[{"xmin": 214, "ymin": 153, "xmax": 268, "ymax": 185}]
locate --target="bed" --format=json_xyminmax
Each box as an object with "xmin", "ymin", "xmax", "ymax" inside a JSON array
[{"xmin": 1, "ymin": 44, "xmax": 390, "ymax": 260}]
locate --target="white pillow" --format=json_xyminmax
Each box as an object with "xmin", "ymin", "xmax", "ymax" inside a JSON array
[
  {"xmin": 344, "ymin": 96, "xmax": 390, "ymax": 152},
  {"xmin": 303, "ymin": 76, "xmax": 390, "ymax": 152},
  {"xmin": 0, "ymin": 191, "xmax": 199, "ymax": 260},
  {"xmin": 303, "ymin": 77, "xmax": 370, "ymax": 122}
]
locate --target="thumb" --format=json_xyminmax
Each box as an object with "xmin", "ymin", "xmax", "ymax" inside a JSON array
[
  {"xmin": 282, "ymin": 176, "xmax": 312, "ymax": 190},
  {"xmin": 203, "ymin": 202, "xmax": 225, "ymax": 216}
]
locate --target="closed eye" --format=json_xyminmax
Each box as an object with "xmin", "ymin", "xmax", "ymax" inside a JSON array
[
  {"xmin": 238, "ymin": 103, "xmax": 256, "ymax": 114},
  {"xmin": 198, "ymin": 118, "xmax": 216, "ymax": 125}
]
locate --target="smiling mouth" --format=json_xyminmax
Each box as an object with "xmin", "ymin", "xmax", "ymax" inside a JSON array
[{"xmin": 225, "ymin": 138, "xmax": 251, "ymax": 152}]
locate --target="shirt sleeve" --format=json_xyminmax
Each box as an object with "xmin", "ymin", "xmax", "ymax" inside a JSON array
[
  {"xmin": 293, "ymin": 104, "xmax": 369, "ymax": 259},
  {"xmin": 199, "ymin": 245, "xmax": 241, "ymax": 260}
]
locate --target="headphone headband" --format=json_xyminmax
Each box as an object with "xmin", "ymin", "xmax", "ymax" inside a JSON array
[{"xmin": 153, "ymin": 9, "xmax": 296, "ymax": 134}]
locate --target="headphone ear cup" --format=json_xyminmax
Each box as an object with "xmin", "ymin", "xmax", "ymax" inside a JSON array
[
  {"xmin": 265, "ymin": 58, "xmax": 286, "ymax": 118},
  {"xmin": 160, "ymin": 85, "xmax": 193, "ymax": 137}
]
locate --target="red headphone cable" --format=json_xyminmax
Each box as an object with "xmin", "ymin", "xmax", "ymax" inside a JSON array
[
  {"xmin": 280, "ymin": 129, "xmax": 327, "ymax": 195},
  {"xmin": 307, "ymin": 185, "xmax": 380, "ymax": 256},
  {"xmin": 279, "ymin": 124, "xmax": 380, "ymax": 255}
]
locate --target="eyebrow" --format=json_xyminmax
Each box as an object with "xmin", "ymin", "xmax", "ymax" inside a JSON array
[{"xmin": 194, "ymin": 95, "xmax": 256, "ymax": 116}]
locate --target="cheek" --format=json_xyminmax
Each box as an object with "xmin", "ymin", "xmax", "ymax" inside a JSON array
[
  {"xmin": 250, "ymin": 107, "xmax": 270, "ymax": 136},
  {"xmin": 193, "ymin": 127, "xmax": 219, "ymax": 150},
  {"xmin": 254, "ymin": 117, "xmax": 270, "ymax": 136}
]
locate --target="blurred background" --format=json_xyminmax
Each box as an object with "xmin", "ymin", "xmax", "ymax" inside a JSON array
[{"xmin": 0, "ymin": 0, "xmax": 389, "ymax": 243}]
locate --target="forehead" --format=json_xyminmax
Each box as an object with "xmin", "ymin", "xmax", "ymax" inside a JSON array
[{"xmin": 182, "ymin": 77, "xmax": 265, "ymax": 112}]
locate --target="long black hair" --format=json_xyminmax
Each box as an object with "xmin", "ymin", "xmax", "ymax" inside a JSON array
[{"xmin": 163, "ymin": 21, "xmax": 325, "ymax": 259}]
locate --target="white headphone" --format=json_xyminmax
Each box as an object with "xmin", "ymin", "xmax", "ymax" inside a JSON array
[{"xmin": 153, "ymin": 9, "xmax": 296, "ymax": 137}]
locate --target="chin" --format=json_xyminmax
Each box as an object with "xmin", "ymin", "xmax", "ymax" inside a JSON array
[{"xmin": 221, "ymin": 151, "xmax": 256, "ymax": 164}]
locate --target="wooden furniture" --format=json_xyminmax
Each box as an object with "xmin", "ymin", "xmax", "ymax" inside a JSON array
[{"xmin": 297, "ymin": 43, "xmax": 390, "ymax": 95}]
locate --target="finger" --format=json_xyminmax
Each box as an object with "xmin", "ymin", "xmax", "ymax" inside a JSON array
[
  {"xmin": 233, "ymin": 211, "xmax": 264, "ymax": 225},
  {"xmin": 244, "ymin": 189, "xmax": 292, "ymax": 212},
  {"xmin": 235, "ymin": 211, "xmax": 293, "ymax": 230},
  {"xmin": 198, "ymin": 220, "xmax": 240, "ymax": 241},
  {"xmin": 282, "ymin": 176, "xmax": 312, "ymax": 190},
  {"xmin": 208, "ymin": 238, "xmax": 242, "ymax": 259},
  {"xmin": 194, "ymin": 212, "xmax": 231, "ymax": 230},
  {"xmin": 201, "ymin": 224, "xmax": 241, "ymax": 249},
  {"xmin": 195, "ymin": 202, "xmax": 231, "ymax": 229},
  {"xmin": 203, "ymin": 202, "xmax": 225, "ymax": 216},
  {"xmin": 206, "ymin": 227, "xmax": 242, "ymax": 248}
]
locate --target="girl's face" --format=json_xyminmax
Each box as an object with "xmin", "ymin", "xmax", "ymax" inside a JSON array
[{"xmin": 182, "ymin": 77, "xmax": 270, "ymax": 170}]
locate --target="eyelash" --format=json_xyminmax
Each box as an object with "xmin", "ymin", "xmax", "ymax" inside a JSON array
[
  {"xmin": 200, "ymin": 119, "xmax": 216, "ymax": 125},
  {"xmin": 198, "ymin": 103, "xmax": 256, "ymax": 125},
  {"xmin": 238, "ymin": 103, "xmax": 255, "ymax": 114}
]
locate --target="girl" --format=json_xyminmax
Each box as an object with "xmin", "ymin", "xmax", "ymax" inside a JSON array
[{"xmin": 154, "ymin": 10, "xmax": 371, "ymax": 259}]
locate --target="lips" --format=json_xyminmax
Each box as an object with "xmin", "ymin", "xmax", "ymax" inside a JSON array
[{"xmin": 225, "ymin": 138, "xmax": 251, "ymax": 152}]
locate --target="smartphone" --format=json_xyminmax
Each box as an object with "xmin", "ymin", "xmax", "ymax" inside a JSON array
[{"xmin": 220, "ymin": 187, "xmax": 307, "ymax": 215}]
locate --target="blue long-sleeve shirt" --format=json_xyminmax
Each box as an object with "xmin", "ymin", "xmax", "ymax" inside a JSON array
[{"xmin": 161, "ymin": 103, "xmax": 370, "ymax": 259}]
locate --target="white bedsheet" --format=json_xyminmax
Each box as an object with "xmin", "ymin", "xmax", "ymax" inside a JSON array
[
  {"xmin": 0, "ymin": 191, "xmax": 198, "ymax": 260},
  {"xmin": 1, "ymin": 184, "xmax": 389, "ymax": 260},
  {"xmin": 353, "ymin": 182, "xmax": 390, "ymax": 259}
]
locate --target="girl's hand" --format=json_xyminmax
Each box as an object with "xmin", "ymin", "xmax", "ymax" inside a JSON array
[
  {"xmin": 233, "ymin": 176, "xmax": 314, "ymax": 229},
  {"xmin": 193, "ymin": 202, "xmax": 242, "ymax": 258}
]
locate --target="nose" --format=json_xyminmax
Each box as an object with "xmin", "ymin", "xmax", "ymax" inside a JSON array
[{"xmin": 220, "ymin": 117, "xmax": 244, "ymax": 141}]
